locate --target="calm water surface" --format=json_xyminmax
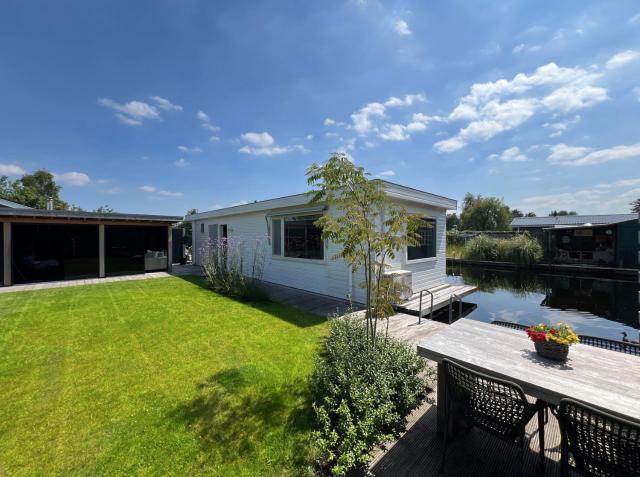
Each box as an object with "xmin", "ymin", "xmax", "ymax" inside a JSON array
[{"xmin": 447, "ymin": 265, "xmax": 640, "ymax": 342}]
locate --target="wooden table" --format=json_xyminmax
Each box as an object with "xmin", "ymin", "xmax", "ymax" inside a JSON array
[{"xmin": 417, "ymin": 319, "xmax": 640, "ymax": 432}]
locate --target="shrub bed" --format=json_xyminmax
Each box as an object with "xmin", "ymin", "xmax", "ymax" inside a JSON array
[
  {"xmin": 460, "ymin": 233, "xmax": 542, "ymax": 267},
  {"xmin": 310, "ymin": 317, "xmax": 431, "ymax": 476}
]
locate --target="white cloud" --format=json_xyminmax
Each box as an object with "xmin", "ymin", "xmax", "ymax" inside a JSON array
[
  {"xmin": 379, "ymin": 124, "xmax": 410, "ymax": 141},
  {"xmin": 629, "ymin": 12, "xmax": 640, "ymax": 25},
  {"xmin": 177, "ymin": 145, "xmax": 203, "ymax": 153},
  {"xmin": 158, "ymin": 190, "xmax": 183, "ymax": 197},
  {"xmin": 150, "ymin": 96, "xmax": 183, "ymax": 111},
  {"xmin": 490, "ymin": 146, "xmax": 528, "ymax": 162},
  {"xmin": 196, "ymin": 111, "xmax": 210, "ymax": 122},
  {"xmin": 512, "ymin": 43, "xmax": 542, "ymax": 55},
  {"xmin": 54, "ymin": 171, "xmax": 91, "ymax": 186},
  {"xmin": 547, "ymin": 143, "xmax": 640, "ymax": 166},
  {"xmin": 377, "ymin": 170, "xmax": 396, "ymax": 177},
  {"xmin": 201, "ymin": 123, "xmax": 220, "ymax": 132},
  {"xmin": 174, "ymin": 158, "xmax": 187, "ymax": 167},
  {"xmin": 543, "ymin": 115, "xmax": 581, "ymax": 138},
  {"xmin": 139, "ymin": 184, "xmax": 183, "ymax": 197},
  {"xmin": 394, "ymin": 19, "xmax": 412, "ymax": 36},
  {"xmin": 605, "ymin": 50, "xmax": 640, "ymax": 69},
  {"xmin": 435, "ymin": 62, "xmax": 608, "ymax": 152},
  {"xmin": 324, "ymin": 118, "xmax": 336, "ymax": 126},
  {"xmin": 241, "ymin": 132, "xmax": 275, "ymax": 147},
  {"xmin": 239, "ymin": 131, "xmax": 306, "ymax": 156},
  {"xmin": 306, "ymin": 134, "xmax": 313, "ymax": 140},
  {"xmin": 197, "ymin": 110, "xmax": 221, "ymax": 132},
  {"xmin": 98, "ymin": 97, "xmax": 168, "ymax": 126},
  {"xmin": 384, "ymin": 93, "xmax": 426, "ymax": 108},
  {"xmin": 209, "ymin": 135, "xmax": 221, "ymax": 142},
  {"xmin": 351, "ymin": 102, "xmax": 386, "ymax": 135},
  {"xmin": 0, "ymin": 164, "xmax": 26, "ymax": 176}
]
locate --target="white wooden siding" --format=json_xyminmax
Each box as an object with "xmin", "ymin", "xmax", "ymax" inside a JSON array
[{"xmin": 192, "ymin": 199, "xmax": 449, "ymax": 304}]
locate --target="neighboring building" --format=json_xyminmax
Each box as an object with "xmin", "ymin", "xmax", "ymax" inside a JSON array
[
  {"xmin": 1, "ymin": 208, "xmax": 181, "ymax": 286},
  {"xmin": 0, "ymin": 197, "xmax": 31, "ymax": 209},
  {"xmin": 511, "ymin": 214, "xmax": 639, "ymax": 269},
  {"xmin": 188, "ymin": 182, "xmax": 457, "ymax": 303}
]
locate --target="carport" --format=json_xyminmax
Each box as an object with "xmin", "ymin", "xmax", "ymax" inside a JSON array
[{"xmin": 1, "ymin": 209, "xmax": 181, "ymax": 286}]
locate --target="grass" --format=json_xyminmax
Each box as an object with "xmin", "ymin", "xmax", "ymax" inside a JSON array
[{"xmin": 0, "ymin": 276, "xmax": 328, "ymax": 476}]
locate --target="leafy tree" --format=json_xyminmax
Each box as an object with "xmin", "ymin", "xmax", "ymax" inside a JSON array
[
  {"xmin": 9, "ymin": 170, "xmax": 69, "ymax": 209},
  {"xmin": 549, "ymin": 210, "xmax": 577, "ymax": 216},
  {"xmin": 446, "ymin": 212, "xmax": 460, "ymax": 230},
  {"xmin": 0, "ymin": 176, "xmax": 13, "ymax": 199},
  {"xmin": 630, "ymin": 198, "xmax": 640, "ymax": 214},
  {"xmin": 306, "ymin": 153, "xmax": 422, "ymax": 342},
  {"xmin": 181, "ymin": 208, "xmax": 197, "ymax": 245},
  {"xmin": 510, "ymin": 208, "xmax": 524, "ymax": 218},
  {"xmin": 459, "ymin": 193, "xmax": 512, "ymax": 231},
  {"xmin": 94, "ymin": 205, "xmax": 114, "ymax": 213},
  {"xmin": 525, "ymin": 211, "xmax": 537, "ymax": 217}
]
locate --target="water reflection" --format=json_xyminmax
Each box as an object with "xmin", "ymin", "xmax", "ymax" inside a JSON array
[{"xmin": 447, "ymin": 265, "xmax": 640, "ymax": 341}]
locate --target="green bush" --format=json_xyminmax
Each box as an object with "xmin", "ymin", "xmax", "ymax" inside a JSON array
[
  {"xmin": 446, "ymin": 229, "xmax": 465, "ymax": 247},
  {"xmin": 498, "ymin": 233, "xmax": 543, "ymax": 266},
  {"xmin": 463, "ymin": 234, "xmax": 498, "ymax": 261},
  {"xmin": 310, "ymin": 317, "xmax": 430, "ymax": 476},
  {"xmin": 461, "ymin": 233, "xmax": 542, "ymax": 267}
]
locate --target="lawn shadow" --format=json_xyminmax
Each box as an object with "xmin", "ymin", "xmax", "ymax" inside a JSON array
[
  {"xmin": 169, "ymin": 366, "xmax": 316, "ymax": 472},
  {"xmin": 171, "ymin": 274, "xmax": 328, "ymax": 328}
]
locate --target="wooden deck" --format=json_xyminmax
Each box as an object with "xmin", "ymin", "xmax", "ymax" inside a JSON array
[
  {"xmin": 396, "ymin": 284, "xmax": 477, "ymax": 318},
  {"xmin": 370, "ymin": 390, "xmax": 564, "ymax": 476}
]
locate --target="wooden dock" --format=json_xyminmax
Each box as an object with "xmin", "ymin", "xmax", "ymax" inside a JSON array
[{"xmin": 396, "ymin": 283, "xmax": 477, "ymax": 319}]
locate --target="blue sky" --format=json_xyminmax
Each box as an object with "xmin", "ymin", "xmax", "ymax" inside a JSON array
[{"xmin": 1, "ymin": 0, "xmax": 639, "ymax": 216}]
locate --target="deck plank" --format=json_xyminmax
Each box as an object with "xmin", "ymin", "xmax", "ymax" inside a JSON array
[{"xmin": 397, "ymin": 284, "xmax": 477, "ymax": 317}]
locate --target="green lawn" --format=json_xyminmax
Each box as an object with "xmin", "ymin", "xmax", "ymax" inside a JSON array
[{"xmin": 0, "ymin": 276, "xmax": 327, "ymax": 476}]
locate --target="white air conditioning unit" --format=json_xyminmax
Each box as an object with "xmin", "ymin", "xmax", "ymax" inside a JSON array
[{"xmin": 383, "ymin": 269, "xmax": 413, "ymax": 301}]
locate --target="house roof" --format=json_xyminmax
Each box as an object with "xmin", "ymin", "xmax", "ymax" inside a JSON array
[
  {"xmin": 0, "ymin": 208, "xmax": 181, "ymax": 223},
  {"xmin": 511, "ymin": 214, "xmax": 638, "ymax": 228},
  {"xmin": 0, "ymin": 197, "xmax": 31, "ymax": 209},
  {"xmin": 188, "ymin": 181, "xmax": 457, "ymax": 221}
]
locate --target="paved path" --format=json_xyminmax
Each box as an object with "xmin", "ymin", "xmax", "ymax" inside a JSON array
[{"xmin": 0, "ymin": 271, "xmax": 172, "ymax": 294}]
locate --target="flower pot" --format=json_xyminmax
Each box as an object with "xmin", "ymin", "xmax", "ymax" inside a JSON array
[{"xmin": 534, "ymin": 341, "xmax": 569, "ymax": 361}]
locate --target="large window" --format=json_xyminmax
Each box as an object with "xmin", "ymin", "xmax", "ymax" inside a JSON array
[
  {"xmin": 273, "ymin": 215, "xmax": 323, "ymax": 260},
  {"xmin": 407, "ymin": 218, "xmax": 436, "ymax": 260},
  {"xmin": 105, "ymin": 225, "xmax": 168, "ymax": 276},
  {"xmin": 12, "ymin": 223, "xmax": 99, "ymax": 283}
]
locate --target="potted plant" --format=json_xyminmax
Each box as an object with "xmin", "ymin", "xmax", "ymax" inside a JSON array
[{"xmin": 526, "ymin": 323, "xmax": 579, "ymax": 361}]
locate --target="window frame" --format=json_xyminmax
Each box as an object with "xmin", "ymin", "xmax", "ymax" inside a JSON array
[
  {"xmin": 270, "ymin": 213, "xmax": 326, "ymax": 263},
  {"xmin": 406, "ymin": 217, "xmax": 438, "ymax": 263}
]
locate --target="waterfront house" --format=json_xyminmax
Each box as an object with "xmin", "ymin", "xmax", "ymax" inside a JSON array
[
  {"xmin": 188, "ymin": 182, "xmax": 457, "ymax": 304},
  {"xmin": 511, "ymin": 214, "xmax": 639, "ymax": 269}
]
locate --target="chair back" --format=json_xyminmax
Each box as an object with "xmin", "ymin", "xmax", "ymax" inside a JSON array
[
  {"xmin": 558, "ymin": 398, "xmax": 640, "ymax": 477},
  {"xmin": 442, "ymin": 359, "xmax": 530, "ymax": 440}
]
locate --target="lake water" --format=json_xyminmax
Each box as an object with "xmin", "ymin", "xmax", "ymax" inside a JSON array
[{"xmin": 447, "ymin": 264, "xmax": 640, "ymax": 342}]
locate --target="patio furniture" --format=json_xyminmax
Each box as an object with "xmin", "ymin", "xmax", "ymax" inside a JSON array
[
  {"xmin": 578, "ymin": 335, "xmax": 640, "ymax": 356},
  {"xmin": 417, "ymin": 320, "xmax": 640, "ymax": 453},
  {"xmin": 492, "ymin": 321, "xmax": 640, "ymax": 357},
  {"xmin": 440, "ymin": 359, "xmax": 546, "ymax": 473},
  {"xmin": 558, "ymin": 398, "xmax": 640, "ymax": 477},
  {"xmin": 491, "ymin": 320, "xmax": 528, "ymax": 331}
]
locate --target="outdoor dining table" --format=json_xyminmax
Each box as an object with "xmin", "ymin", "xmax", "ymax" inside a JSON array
[{"xmin": 417, "ymin": 319, "xmax": 640, "ymax": 433}]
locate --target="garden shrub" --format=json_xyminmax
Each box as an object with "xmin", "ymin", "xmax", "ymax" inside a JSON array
[
  {"xmin": 310, "ymin": 317, "xmax": 430, "ymax": 476},
  {"xmin": 202, "ymin": 237, "xmax": 267, "ymax": 301},
  {"xmin": 462, "ymin": 234, "xmax": 498, "ymax": 261},
  {"xmin": 461, "ymin": 233, "xmax": 542, "ymax": 267}
]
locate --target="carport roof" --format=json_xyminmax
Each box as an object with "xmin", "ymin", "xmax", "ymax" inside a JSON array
[{"xmin": 0, "ymin": 208, "xmax": 181, "ymax": 223}]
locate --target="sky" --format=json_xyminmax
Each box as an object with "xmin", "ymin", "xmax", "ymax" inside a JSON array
[{"xmin": 0, "ymin": 0, "xmax": 639, "ymax": 216}]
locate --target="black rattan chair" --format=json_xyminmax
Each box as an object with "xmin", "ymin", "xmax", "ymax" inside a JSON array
[
  {"xmin": 578, "ymin": 335, "xmax": 640, "ymax": 357},
  {"xmin": 440, "ymin": 359, "xmax": 546, "ymax": 474},
  {"xmin": 558, "ymin": 398, "xmax": 640, "ymax": 477},
  {"xmin": 491, "ymin": 320, "xmax": 528, "ymax": 331}
]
